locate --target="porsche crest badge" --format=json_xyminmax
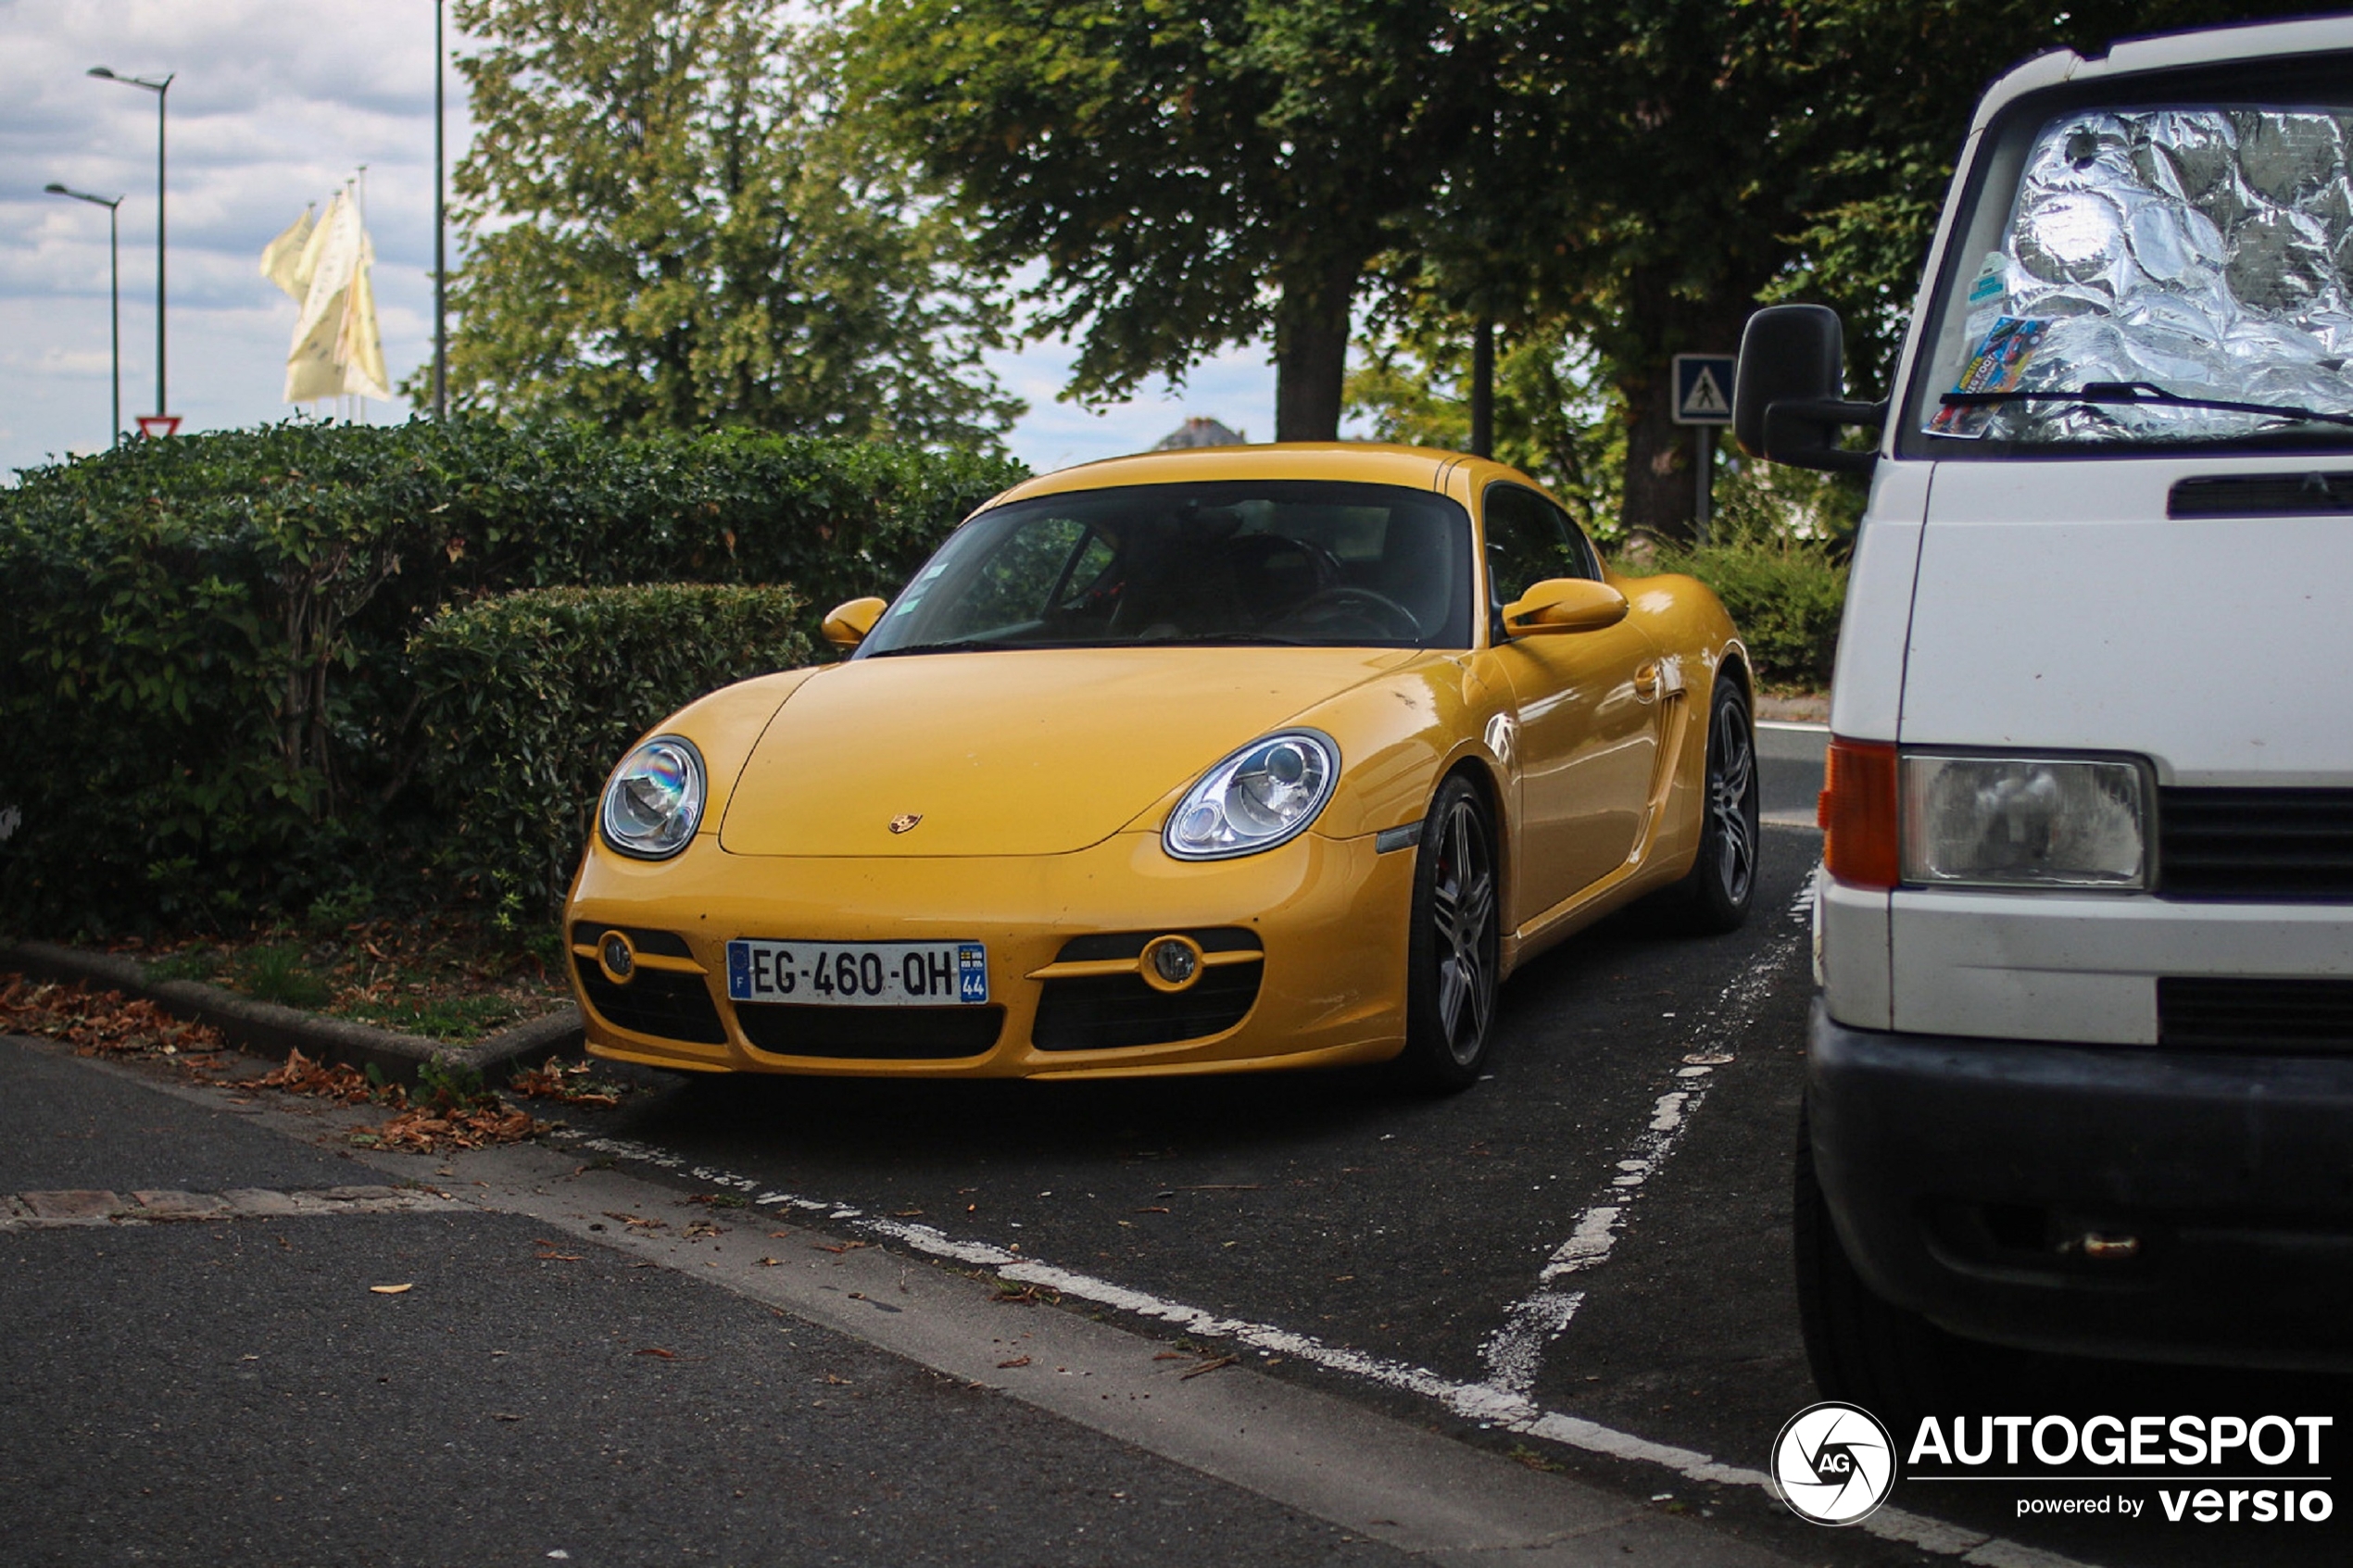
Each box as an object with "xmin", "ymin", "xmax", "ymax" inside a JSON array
[{"xmin": 888, "ymin": 813, "xmax": 923, "ymax": 834}]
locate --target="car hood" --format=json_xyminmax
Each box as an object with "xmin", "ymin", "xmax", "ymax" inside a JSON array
[{"xmin": 716, "ymin": 646, "xmax": 1416, "ymax": 857}]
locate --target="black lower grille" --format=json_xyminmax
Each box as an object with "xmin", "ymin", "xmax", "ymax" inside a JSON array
[
  {"xmin": 574, "ymin": 958, "xmax": 726, "ymax": 1045},
  {"xmin": 1033, "ymin": 962, "xmax": 1263, "ymax": 1051},
  {"xmin": 736, "ymin": 1003, "xmax": 1004, "ymax": 1060},
  {"xmin": 570, "ymin": 922, "xmax": 694, "ymax": 958},
  {"xmin": 2158, "ymin": 976, "xmax": 2353, "ymax": 1053},
  {"xmin": 2160, "ymin": 788, "xmax": 2353, "ymax": 901}
]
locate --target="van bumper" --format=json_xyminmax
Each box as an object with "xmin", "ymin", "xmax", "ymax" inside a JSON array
[{"xmin": 1808, "ymin": 999, "xmax": 2353, "ymax": 1371}]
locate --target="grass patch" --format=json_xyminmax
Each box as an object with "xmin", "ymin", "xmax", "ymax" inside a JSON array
[
  {"xmin": 97, "ymin": 908, "xmax": 570, "ymax": 1045},
  {"xmin": 236, "ymin": 943, "xmax": 333, "ymax": 1010}
]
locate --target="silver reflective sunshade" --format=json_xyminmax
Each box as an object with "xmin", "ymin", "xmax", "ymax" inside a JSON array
[{"xmin": 1933, "ymin": 108, "xmax": 2353, "ymax": 441}]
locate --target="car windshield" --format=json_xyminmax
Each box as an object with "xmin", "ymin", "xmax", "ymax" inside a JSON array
[
  {"xmin": 1912, "ymin": 102, "xmax": 2353, "ymax": 447},
  {"xmin": 861, "ymin": 479, "xmax": 1473, "ymax": 655}
]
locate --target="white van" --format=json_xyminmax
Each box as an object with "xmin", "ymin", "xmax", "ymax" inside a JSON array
[{"xmin": 1734, "ymin": 17, "xmax": 2353, "ymax": 1407}]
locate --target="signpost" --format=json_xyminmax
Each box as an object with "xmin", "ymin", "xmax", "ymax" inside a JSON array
[{"xmin": 1671, "ymin": 354, "xmax": 1736, "ymax": 542}]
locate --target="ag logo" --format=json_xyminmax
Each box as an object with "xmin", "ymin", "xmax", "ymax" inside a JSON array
[
  {"xmin": 887, "ymin": 813, "xmax": 923, "ymax": 834},
  {"xmin": 1773, "ymin": 1401, "xmax": 1895, "ymax": 1524}
]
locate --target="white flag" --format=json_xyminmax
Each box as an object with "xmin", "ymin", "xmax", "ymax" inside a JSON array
[
  {"xmin": 259, "ymin": 207, "xmax": 315, "ymax": 300},
  {"xmin": 281, "ymin": 191, "xmax": 391, "ymax": 403}
]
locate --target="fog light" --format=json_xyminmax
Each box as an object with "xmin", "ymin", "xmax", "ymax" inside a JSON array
[
  {"xmin": 1142, "ymin": 935, "xmax": 1202, "ymax": 993},
  {"xmin": 598, "ymin": 930, "xmax": 637, "ymax": 985}
]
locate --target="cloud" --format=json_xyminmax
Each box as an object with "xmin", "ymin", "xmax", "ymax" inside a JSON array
[{"xmin": 0, "ymin": 0, "xmax": 1290, "ymax": 478}]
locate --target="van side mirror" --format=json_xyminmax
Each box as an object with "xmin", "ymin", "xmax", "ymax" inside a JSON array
[
  {"xmin": 822, "ymin": 596, "xmax": 888, "ymax": 650},
  {"xmin": 1732, "ymin": 304, "xmax": 1886, "ymax": 475}
]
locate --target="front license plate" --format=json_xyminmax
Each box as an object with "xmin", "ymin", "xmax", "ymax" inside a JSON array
[{"xmin": 725, "ymin": 940, "xmax": 988, "ymax": 1007}]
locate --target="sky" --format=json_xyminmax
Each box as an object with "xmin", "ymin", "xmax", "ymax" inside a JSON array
[{"xmin": 0, "ymin": 0, "xmax": 1283, "ymax": 482}]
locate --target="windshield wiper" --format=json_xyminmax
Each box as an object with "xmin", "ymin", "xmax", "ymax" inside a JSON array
[
  {"xmin": 865, "ymin": 638, "xmax": 1035, "ymax": 658},
  {"xmin": 1941, "ymin": 381, "xmax": 2353, "ymax": 430}
]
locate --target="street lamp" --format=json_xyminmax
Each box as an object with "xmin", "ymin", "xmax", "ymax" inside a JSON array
[
  {"xmin": 44, "ymin": 182, "xmax": 125, "ymax": 447},
  {"xmin": 87, "ymin": 65, "xmax": 173, "ymax": 430},
  {"xmin": 434, "ymin": 0, "xmax": 448, "ymax": 420}
]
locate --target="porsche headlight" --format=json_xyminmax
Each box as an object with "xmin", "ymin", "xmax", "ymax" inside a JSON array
[
  {"xmin": 1164, "ymin": 731, "xmax": 1339, "ymax": 860},
  {"xmin": 598, "ymin": 735, "xmax": 706, "ymax": 859},
  {"xmin": 1901, "ymin": 753, "xmax": 2147, "ymax": 890}
]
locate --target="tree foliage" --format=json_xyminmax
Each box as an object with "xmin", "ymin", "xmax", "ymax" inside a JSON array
[
  {"xmin": 845, "ymin": 0, "xmax": 1488, "ymax": 440},
  {"xmin": 441, "ymin": 0, "xmax": 1019, "ymax": 445}
]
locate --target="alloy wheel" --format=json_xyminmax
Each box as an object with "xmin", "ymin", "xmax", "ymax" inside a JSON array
[{"xmin": 1429, "ymin": 793, "xmax": 1497, "ymax": 1064}]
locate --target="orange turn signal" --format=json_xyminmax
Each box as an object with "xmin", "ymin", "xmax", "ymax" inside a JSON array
[{"xmin": 1820, "ymin": 738, "xmax": 1899, "ymax": 890}]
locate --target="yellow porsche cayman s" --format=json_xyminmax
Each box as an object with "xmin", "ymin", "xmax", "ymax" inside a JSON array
[{"xmin": 565, "ymin": 444, "xmax": 1755, "ymax": 1091}]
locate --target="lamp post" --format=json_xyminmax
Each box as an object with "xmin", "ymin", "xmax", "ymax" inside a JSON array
[
  {"xmin": 44, "ymin": 182, "xmax": 125, "ymax": 447},
  {"xmin": 434, "ymin": 0, "xmax": 448, "ymax": 420},
  {"xmin": 87, "ymin": 66, "xmax": 172, "ymax": 427}
]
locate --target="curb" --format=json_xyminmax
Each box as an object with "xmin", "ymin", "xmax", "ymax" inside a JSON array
[{"xmin": 0, "ymin": 938, "xmax": 583, "ymax": 1087}]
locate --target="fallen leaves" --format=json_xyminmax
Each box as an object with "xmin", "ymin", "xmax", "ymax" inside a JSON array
[
  {"xmin": 0, "ymin": 973, "xmax": 227, "ymax": 1060},
  {"xmin": 634, "ymin": 1347, "xmax": 676, "ymax": 1360},
  {"xmin": 812, "ymin": 1240, "xmax": 866, "ymax": 1255},
  {"xmin": 1180, "ymin": 1354, "xmax": 1239, "ymax": 1380},
  {"xmin": 990, "ymin": 1280, "xmax": 1060, "ymax": 1306},
  {"xmin": 507, "ymin": 1056, "xmax": 622, "ymax": 1107},
  {"xmin": 995, "ymin": 1354, "xmax": 1032, "ymax": 1369},
  {"xmin": 370, "ymin": 1283, "xmax": 414, "ymax": 1296},
  {"xmin": 258, "ymin": 1047, "xmax": 378, "ymax": 1103},
  {"xmin": 358, "ymin": 1101, "xmax": 549, "ymax": 1154}
]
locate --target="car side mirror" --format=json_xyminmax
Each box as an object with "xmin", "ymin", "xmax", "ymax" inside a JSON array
[
  {"xmin": 1502, "ymin": 578, "xmax": 1629, "ymax": 636},
  {"xmin": 822, "ymin": 596, "xmax": 888, "ymax": 650},
  {"xmin": 1732, "ymin": 304, "xmax": 1886, "ymax": 475}
]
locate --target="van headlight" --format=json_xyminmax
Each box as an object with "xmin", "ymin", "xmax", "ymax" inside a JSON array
[
  {"xmin": 1901, "ymin": 754, "xmax": 2147, "ymax": 890},
  {"xmin": 599, "ymin": 735, "xmax": 706, "ymax": 859},
  {"xmin": 1164, "ymin": 731, "xmax": 1338, "ymax": 860}
]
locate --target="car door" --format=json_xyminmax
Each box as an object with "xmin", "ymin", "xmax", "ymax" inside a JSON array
[{"xmin": 1478, "ymin": 483, "xmax": 1666, "ymax": 923}]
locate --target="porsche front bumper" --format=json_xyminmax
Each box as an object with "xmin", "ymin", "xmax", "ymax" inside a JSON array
[{"xmin": 562, "ymin": 828, "xmax": 1413, "ymax": 1078}]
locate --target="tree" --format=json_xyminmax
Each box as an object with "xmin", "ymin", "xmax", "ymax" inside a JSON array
[
  {"xmin": 437, "ymin": 0, "xmax": 1019, "ymax": 446},
  {"xmin": 1379, "ymin": 0, "xmax": 2320, "ymax": 544},
  {"xmin": 846, "ymin": 0, "xmax": 1489, "ymax": 441},
  {"xmin": 1347, "ymin": 320, "xmax": 1623, "ymax": 538}
]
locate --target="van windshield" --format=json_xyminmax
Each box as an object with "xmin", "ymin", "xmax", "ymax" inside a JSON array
[{"xmin": 1915, "ymin": 105, "xmax": 2353, "ymax": 446}]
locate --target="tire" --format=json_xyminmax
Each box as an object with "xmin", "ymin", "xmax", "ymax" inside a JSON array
[
  {"xmin": 1393, "ymin": 775, "xmax": 1503, "ymax": 1093},
  {"xmin": 1654, "ymin": 672, "xmax": 1758, "ymax": 934},
  {"xmin": 1793, "ymin": 1110, "xmax": 2012, "ymax": 1429}
]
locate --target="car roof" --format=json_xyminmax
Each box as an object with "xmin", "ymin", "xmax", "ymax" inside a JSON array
[{"xmin": 983, "ymin": 442, "xmax": 1562, "ymax": 518}]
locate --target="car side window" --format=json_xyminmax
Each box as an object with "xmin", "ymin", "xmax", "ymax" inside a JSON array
[{"xmin": 1482, "ymin": 483, "xmax": 1591, "ymax": 607}]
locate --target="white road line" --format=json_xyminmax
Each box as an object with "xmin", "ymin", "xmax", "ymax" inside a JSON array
[
  {"xmin": 1478, "ymin": 881, "xmax": 1811, "ymax": 1397},
  {"xmin": 553, "ymin": 859, "xmax": 2071, "ymax": 1565},
  {"xmin": 561, "ymin": 958, "xmax": 2089, "ymax": 1568}
]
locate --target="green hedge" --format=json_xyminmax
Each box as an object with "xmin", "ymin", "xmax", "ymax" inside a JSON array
[
  {"xmin": 0, "ymin": 419, "xmax": 1022, "ymax": 933},
  {"xmin": 410, "ymin": 584, "xmax": 811, "ymax": 919},
  {"xmin": 1649, "ymin": 538, "xmax": 1848, "ymax": 690}
]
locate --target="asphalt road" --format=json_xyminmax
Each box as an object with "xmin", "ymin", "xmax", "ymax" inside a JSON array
[
  {"xmin": 13, "ymin": 724, "xmax": 2349, "ymax": 1566},
  {"xmin": 540, "ymin": 726, "xmax": 2353, "ymax": 1568}
]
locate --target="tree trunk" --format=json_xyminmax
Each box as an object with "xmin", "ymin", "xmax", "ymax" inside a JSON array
[
  {"xmin": 1272, "ymin": 257, "xmax": 1357, "ymax": 442},
  {"xmin": 1469, "ymin": 315, "xmax": 1494, "ymax": 458},
  {"xmin": 1614, "ymin": 267, "xmax": 1749, "ymax": 547}
]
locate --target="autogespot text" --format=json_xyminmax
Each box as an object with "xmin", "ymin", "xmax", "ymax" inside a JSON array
[{"xmin": 1906, "ymin": 1414, "xmax": 2334, "ymax": 1526}]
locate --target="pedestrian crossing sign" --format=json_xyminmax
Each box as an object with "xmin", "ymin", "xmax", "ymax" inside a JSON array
[{"xmin": 1671, "ymin": 355, "xmax": 1736, "ymax": 426}]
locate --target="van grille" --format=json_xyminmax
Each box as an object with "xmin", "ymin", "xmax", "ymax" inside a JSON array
[
  {"xmin": 2158, "ymin": 788, "xmax": 2353, "ymax": 901},
  {"xmin": 2158, "ymin": 976, "xmax": 2353, "ymax": 1053}
]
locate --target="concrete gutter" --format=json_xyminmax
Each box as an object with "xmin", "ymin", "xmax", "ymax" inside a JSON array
[{"xmin": 0, "ymin": 938, "xmax": 582, "ymax": 1086}]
